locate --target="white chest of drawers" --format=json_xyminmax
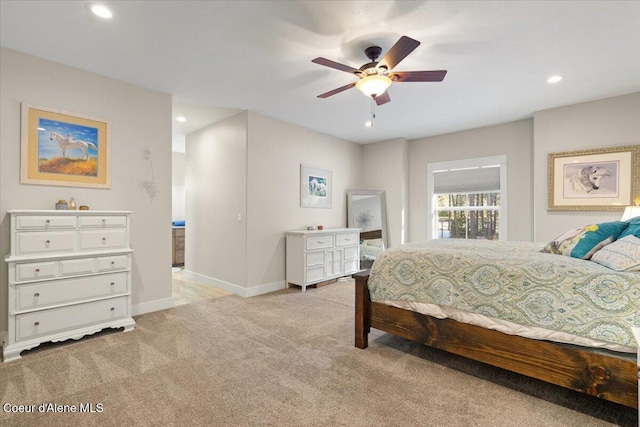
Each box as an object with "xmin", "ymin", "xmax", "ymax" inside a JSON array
[
  {"xmin": 2, "ymin": 210, "xmax": 136, "ymax": 362},
  {"xmin": 286, "ymin": 228, "xmax": 360, "ymax": 292}
]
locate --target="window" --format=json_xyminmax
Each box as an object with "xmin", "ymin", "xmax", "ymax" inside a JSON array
[{"xmin": 427, "ymin": 156, "xmax": 507, "ymax": 241}]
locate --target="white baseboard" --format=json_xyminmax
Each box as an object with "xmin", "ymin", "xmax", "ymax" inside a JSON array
[
  {"xmin": 245, "ymin": 280, "xmax": 286, "ymax": 297},
  {"xmin": 180, "ymin": 270, "xmax": 285, "ymax": 297},
  {"xmin": 131, "ymin": 297, "xmax": 174, "ymax": 316}
]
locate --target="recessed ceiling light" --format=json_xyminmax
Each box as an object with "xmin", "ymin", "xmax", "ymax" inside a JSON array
[
  {"xmin": 175, "ymin": 116, "xmax": 186, "ymax": 122},
  {"xmin": 91, "ymin": 5, "xmax": 113, "ymax": 19},
  {"xmin": 547, "ymin": 75, "xmax": 562, "ymax": 84},
  {"xmin": 364, "ymin": 121, "xmax": 373, "ymax": 127}
]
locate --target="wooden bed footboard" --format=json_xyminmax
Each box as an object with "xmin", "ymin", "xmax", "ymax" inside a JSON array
[{"xmin": 353, "ymin": 271, "xmax": 639, "ymax": 409}]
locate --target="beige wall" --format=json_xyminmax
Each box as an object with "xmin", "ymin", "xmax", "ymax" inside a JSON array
[
  {"xmin": 182, "ymin": 112, "xmax": 362, "ymax": 295},
  {"xmin": 0, "ymin": 48, "xmax": 173, "ymax": 326},
  {"xmin": 533, "ymin": 92, "xmax": 640, "ymax": 242},
  {"xmin": 184, "ymin": 112, "xmax": 248, "ymax": 288},
  {"xmin": 409, "ymin": 119, "xmax": 534, "ymax": 243},
  {"xmin": 245, "ymin": 112, "xmax": 362, "ymax": 290},
  {"xmin": 361, "ymin": 138, "xmax": 409, "ymax": 247}
]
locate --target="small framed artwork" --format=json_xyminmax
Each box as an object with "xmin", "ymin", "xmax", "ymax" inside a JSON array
[
  {"xmin": 300, "ymin": 164, "xmax": 332, "ymax": 208},
  {"xmin": 21, "ymin": 103, "xmax": 111, "ymax": 188},
  {"xmin": 548, "ymin": 144, "xmax": 639, "ymax": 211}
]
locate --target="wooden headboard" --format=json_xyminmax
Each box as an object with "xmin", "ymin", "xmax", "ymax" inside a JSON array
[{"xmin": 360, "ymin": 229, "xmax": 382, "ymax": 241}]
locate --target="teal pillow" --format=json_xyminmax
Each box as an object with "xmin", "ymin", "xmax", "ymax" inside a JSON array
[
  {"xmin": 619, "ymin": 216, "xmax": 640, "ymax": 238},
  {"xmin": 540, "ymin": 221, "xmax": 628, "ymax": 260}
]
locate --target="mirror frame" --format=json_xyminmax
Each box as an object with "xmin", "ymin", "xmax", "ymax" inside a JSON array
[{"xmin": 346, "ymin": 190, "xmax": 389, "ymax": 249}]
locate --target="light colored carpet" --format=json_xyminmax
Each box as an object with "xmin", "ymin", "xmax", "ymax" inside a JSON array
[{"xmin": 0, "ymin": 280, "xmax": 636, "ymax": 426}]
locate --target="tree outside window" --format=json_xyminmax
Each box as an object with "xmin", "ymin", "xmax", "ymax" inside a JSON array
[{"xmin": 436, "ymin": 192, "xmax": 500, "ymax": 240}]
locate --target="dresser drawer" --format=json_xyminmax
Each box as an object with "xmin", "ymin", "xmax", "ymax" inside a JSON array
[
  {"xmin": 59, "ymin": 258, "xmax": 95, "ymax": 276},
  {"xmin": 79, "ymin": 216, "xmax": 127, "ymax": 228},
  {"xmin": 16, "ymin": 216, "xmax": 76, "ymax": 230},
  {"xmin": 15, "ymin": 296, "xmax": 128, "ymax": 341},
  {"xmin": 344, "ymin": 259, "xmax": 359, "ymax": 274},
  {"xmin": 16, "ymin": 231, "xmax": 76, "ymax": 255},
  {"xmin": 79, "ymin": 229, "xmax": 127, "ymax": 250},
  {"xmin": 305, "ymin": 251, "xmax": 325, "ymax": 267},
  {"xmin": 15, "ymin": 273, "xmax": 128, "ymax": 311},
  {"xmin": 343, "ymin": 245, "xmax": 359, "ymax": 260},
  {"xmin": 97, "ymin": 255, "xmax": 128, "ymax": 271},
  {"xmin": 15, "ymin": 261, "xmax": 56, "ymax": 282},
  {"xmin": 336, "ymin": 232, "xmax": 359, "ymax": 247},
  {"xmin": 306, "ymin": 235, "xmax": 333, "ymax": 250},
  {"xmin": 305, "ymin": 266, "xmax": 325, "ymax": 284}
]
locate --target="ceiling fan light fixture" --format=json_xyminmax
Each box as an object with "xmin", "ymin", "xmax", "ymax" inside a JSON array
[
  {"xmin": 356, "ymin": 75, "xmax": 392, "ymax": 98},
  {"xmin": 91, "ymin": 5, "xmax": 113, "ymax": 19}
]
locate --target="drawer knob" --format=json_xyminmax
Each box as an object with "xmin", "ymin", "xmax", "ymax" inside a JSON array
[
  {"xmin": 102, "ymin": 219, "xmax": 106, "ymax": 226},
  {"xmin": 45, "ymin": 240, "xmax": 50, "ymax": 247},
  {"xmin": 45, "ymin": 219, "xmax": 50, "ymax": 225},
  {"xmin": 110, "ymin": 307, "xmax": 115, "ymax": 311},
  {"xmin": 110, "ymin": 282, "xmax": 115, "ymax": 286},
  {"xmin": 34, "ymin": 293, "xmax": 40, "ymax": 298},
  {"xmin": 111, "ymin": 261, "xmax": 115, "ymax": 266},
  {"xmin": 35, "ymin": 268, "xmax": 40, "ymax": 273},
  {"xmin": 34, "ymin": 321, "xmax": 40, "ymax": 326},
  {"xmin": 102, "ymin": 237, "xmax": 107, "ymax": 244}
]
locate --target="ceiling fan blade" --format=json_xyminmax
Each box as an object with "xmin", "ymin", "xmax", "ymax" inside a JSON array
[
  {"xmin": 312, "ymin": 57, "xmax": 361, "ymax": 74},
  {"xmin": 317, "ymin": 82, "xmax": 357, "ymax": 98},
  {"xmin": 375, "ymin": 91, "xmax": 390, "ymax": 106},
  {"xmin": 390, "ymin": 70, "xmax": 447, "ymax": 82},
  {"xmin": 378, "ymin": 36, "xmax": 420, "ymax": 71}
]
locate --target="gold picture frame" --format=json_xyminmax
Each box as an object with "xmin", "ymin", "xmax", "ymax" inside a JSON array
[
  {"xmin": 21, "ymin": 103, "xmax": 111, "ymax": 188},
  {"xmin": 548, "ymin": 144, "xmax": 640, "ymax": 211}
]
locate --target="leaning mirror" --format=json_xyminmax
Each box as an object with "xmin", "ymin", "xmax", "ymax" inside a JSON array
[{"xmin": 346, "ymin": 190, "xmax": 388, "ymax": 269}]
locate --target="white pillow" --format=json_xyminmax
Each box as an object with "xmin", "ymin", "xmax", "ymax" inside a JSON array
[
  {"xmin": 363, "ymin": 238, "xmax": 384, "ymax": 249},
  {"xmin": 591, "ymin": 235, "xmax": 640, "ymax": 271}
]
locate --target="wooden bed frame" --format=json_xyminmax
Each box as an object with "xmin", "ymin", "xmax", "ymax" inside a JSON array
[
  {"xmin": 354, "ymin": 271, "xmax": 639, "ymax": 409},
  {"xmin": 360, "ymin": 229, "xmax": 382, "ymax": 241}
]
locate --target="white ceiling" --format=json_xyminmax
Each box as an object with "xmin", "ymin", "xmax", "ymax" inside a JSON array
[{"xmin": 1, "ymin": 1, "xmax": 639, "ymax": 147}]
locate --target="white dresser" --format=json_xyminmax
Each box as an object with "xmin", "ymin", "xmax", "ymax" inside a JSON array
[
  {"xmin": 286, "ymin": 228, "xmax": 360, "ymax": 292},
  {"xmin": 2, "ymin": 210, "xmax": 135, "ymax": 362}
]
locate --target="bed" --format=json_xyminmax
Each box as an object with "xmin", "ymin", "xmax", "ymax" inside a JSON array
[{"xmin": 354, "ymin": 239, "xmax": 639, "ymax": 409}]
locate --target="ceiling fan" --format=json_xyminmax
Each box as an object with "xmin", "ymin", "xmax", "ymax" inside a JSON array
[{"xmin": 312, "ymin": 36, "xmax": 447, "ymax": 106}]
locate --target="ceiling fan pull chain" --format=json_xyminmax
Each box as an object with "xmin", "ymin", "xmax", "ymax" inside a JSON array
[{"xmin": 370, "ymin": 97, "xmax": 376, "ymax": 126}]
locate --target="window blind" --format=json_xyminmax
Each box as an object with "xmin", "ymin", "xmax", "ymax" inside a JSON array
[{"xmin": 433, "ymin": 167, "xmax": 500, "ymax": 194}]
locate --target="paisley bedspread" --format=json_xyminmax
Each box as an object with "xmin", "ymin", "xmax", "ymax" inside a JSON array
[{"xmin": 368, "ymin": 240, "xmax": 640, "ymax": 349}]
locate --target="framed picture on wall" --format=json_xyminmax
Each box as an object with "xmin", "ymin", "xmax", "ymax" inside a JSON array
[
  {"xmin": 548, "ymin": 144, "xmax": 639, "ymax": 211},
  {"xmin": 21, "ymin": 103, "xmax": 111, "ymax": 188},
  {"xmin": 300, "ymin": 164, "xmax": 332, "ymax": 208}
]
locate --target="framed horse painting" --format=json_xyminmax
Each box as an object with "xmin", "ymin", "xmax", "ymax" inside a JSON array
[
  {"xmin": 20, "ymin": 103, "xmax": 110, "ymax": 188},
  {"xmin": 300, "ymin": 164, "xmax": 332, "ymax": 208},
  {"xmin": 548, "ymin": 144, "xmax": 640, "ymax": 211}
]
